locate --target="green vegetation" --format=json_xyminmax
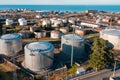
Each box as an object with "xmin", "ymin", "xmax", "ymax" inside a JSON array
[
  {"xmin": 0, "ymin": 70, "xmax": 9, "ymax": 80},
  {"xmin": 89, "ymin": 38, "xmax": 114, "ymax": 71},
  {"xmin": 69, "ymin": 64, "xmax": 78, "ymax": 74}
]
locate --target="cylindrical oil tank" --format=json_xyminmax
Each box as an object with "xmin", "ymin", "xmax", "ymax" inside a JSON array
[
  {"xmin": 60, "ymin": 27, "xmax": 69, "ymax": 34},
  {"xmin": 24, "ymin": 41, "xmax": 54, "ymax": 71},
  {"xmin": 51, "ymin": 30, "xmax": 62, "ymax": 39},
  {"xmin": 18, "ymin": 18, "xmax": 27, "ymax": 26},
  {"xmin": 34, "ymin": 31, "xmax": 46, "ymax": 39},
  {"xmin": 0, "ymin": 33, "xmax": 22, "ymax": 56},
  {"xmin": 6, "ymin": 19, "xmax": 13, "ymax": 26},
  {"xmin": 100, "ymin": 29, "xmax": 120, "ymax": 50},
  {"xmin": 19, "ymin": 30, "xmax": 31, "ymax": 38},
  {"xmin": 61, "ymin": 34, "xmax": 85, "ymax": 58}
]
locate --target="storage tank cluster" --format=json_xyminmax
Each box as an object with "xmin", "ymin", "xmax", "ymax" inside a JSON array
[
  {"xmin": 61, "ymin": 34, "xmax": 85, "ymax": 58},
  {"xmin": 100, "ymin": 29, "xmax": 120, "ymax": 50},
  {"xmin": 0, "ymin": 33, "xmax": 22, "ymax": 56},
  {"xmin": 18, "ymin": 18, "xmax": 27, "ymax": 26},
  {"xmin": 6, "ymin": 19, "xmax": 13, "ymax": 26},
  {"xmin": 24, "ymin": 41, "xmax": 54, "ymax": 71}
]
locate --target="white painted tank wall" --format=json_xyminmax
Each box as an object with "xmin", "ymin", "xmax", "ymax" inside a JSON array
[
  {"xmin": 51, "ymin": 31, "xmax": 62, "ymax": 39},
  {"xmin": 19, "ymin": 21, "xmax": 27, "ymax": 26},
  {"xmin": 0, "ymin": 34, "xmax": 22, "ymax": 56},
  {"xmin": 100, "ymin": 29, "xmax": 120, "ymax": 50},
  {"xmin": 34, "ymin": 31, "xmax": 46, "ymax": 38},
  {"xmin": 6, "ymin": 19, "xmax": 13, "ymax": 25},
  {"xmin": 18, "ymin": 18, "xmax": 27, "ymax": 26},
  {"xmin": 24, "ymin": 41, "xmax": 54, "ymax": 71}
]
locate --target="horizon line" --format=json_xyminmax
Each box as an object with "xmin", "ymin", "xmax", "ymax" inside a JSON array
[{"xmin": 0, "ymin": 4, "xmax": 120, "ymax": 5}]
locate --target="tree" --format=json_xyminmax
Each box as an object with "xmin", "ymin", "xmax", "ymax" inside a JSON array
[{"xmin": 89, "ymin": 38, "xmax": 114, "ymax": 71}]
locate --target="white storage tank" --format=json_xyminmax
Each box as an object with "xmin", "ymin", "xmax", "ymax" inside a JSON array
[
  {"xmin": 18, "ymin": 18, "xmax": 27, "ymax": 26},
  {"xmin": 42, "ymin": 19, "xmax": 51, "ymax": 27},
  {"xmin": 100, "ymin": 29, "xmax": 120, "ymax": 50},
  {"xmin": 6, "ymin": 19, "xmax": 13, "ymax": 26},
  {"xmin": 60, "ymin": 27, "xmax": 69, "ymax": 34},
  {"xmin": 19, "ymin": 30, "xmax": 32, "ymax": 38},
  {"xmin": 51, "ymin": 30, "xmax": 62, "ymax": 39},
  {"xmin": 52, "ymin": 20, "xmax": 63, "ymax": 27},
  {"xmin": 34, "ymin": 31, "xmax": 46, "ymax": 39},
  {"xmin": 0, "ymin": 33, "xmax": 22, "ymax": 56},
  {"xmin": 24, "ymin": 41, "xmax": 54, "ymax": 71},
  {"xmin": 61, "ymin": 34, "xmax": 85, "ymax": 57},
  {"xmin": 68, "ymin": 19, "xmax": 76, "ymax": 24},
  {"xmin": 30, "ymin": 26, "xmax": 40, "ymax": 32}
]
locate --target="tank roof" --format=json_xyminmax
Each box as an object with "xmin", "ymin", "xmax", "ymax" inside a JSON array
[
  {"xmin": 102, "ymin": 29, "xmax": 120, "ymax": 36},
  {"xmin": 0, "ymin": 33, "xmax": 21, "ymax": 40},
  {"xmin": 26, "ymin": 41, "xmax": 54, "ymax": 52},
  {"xmin": 62, "ymin": 34, "xmax": 85, "ymax": 41}
]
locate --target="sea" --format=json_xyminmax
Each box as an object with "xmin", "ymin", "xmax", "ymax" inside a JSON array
[{"xmin": 0, "ymin": 5, "xmax": 120, "ymax": 12}]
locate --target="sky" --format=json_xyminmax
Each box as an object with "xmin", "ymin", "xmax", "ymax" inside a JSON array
[{"xmin": 0, "ymin": 0, "xmax": 120, "ymax": 5}]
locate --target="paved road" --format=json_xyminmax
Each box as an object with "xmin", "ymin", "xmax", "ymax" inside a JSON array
[{"xmin": 70, "ymin": 69, "xmax": 120, "ymax": 80}]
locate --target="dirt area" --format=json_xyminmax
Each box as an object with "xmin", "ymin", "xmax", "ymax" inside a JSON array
[
  {"xmin": 0, "ymin": 62, "xmax": 31, "ymax": 80},
  {"xmin": 0, "ymin": 63, "xmax": 13, "ymax": 80}
]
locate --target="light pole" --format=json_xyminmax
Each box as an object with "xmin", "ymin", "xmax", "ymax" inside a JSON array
[
  {"xmin": 71, "ymin": 26, "xmax": 75, "ymax": 67},
  {"xmin": 71, "ymin": 44, "xmax": 74, "ymax": 67},
  {"xmin": 112, "ymin": 60, "xmax": 117, "ymax": 77}
]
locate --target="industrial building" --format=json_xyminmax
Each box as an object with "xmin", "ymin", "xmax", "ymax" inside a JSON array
[
  {"xmin": 100, "ymin": 29, "xmax": 120, "ymax": 50},
  {"xmin": 0, "ymin": 33, "xmax": 22, "ymax": 56},
  {"xmin": 24, "ymin": 41, "xmax": 54, "ymax": 71},
  {"xmin": 61, "ymin": 34, "xmax": 85, "ymax": 58},
  {"xmin": 80, "ymin": 22, "xmax": 99, "ymax": 28}
]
